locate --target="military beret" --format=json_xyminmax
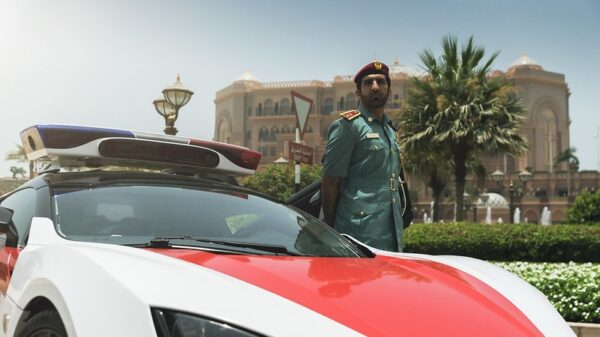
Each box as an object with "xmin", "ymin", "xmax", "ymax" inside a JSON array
[{"xmin": 353, "ymin": 61, "xmax": 391, "ymax": 87}]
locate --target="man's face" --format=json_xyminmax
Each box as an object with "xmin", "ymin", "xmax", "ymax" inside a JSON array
[{"xmin": 357, "ymin": 74, "xmax": 389, "ymax": 109}]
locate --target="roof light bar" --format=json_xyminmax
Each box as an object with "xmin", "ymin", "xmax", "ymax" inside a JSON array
[{"xmin": 20, "ymin": 125, "xmax": 262, "ymax": 175}]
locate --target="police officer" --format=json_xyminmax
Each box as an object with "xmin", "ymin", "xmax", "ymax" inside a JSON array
[{"xmin": 321, "ymin": 60, "xmax": 412, "ymax": 252}]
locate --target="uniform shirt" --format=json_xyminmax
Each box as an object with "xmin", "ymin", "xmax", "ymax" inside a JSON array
[{"xmin": 323, "ymin": 104, "xmax": 404, "ymax": 251}]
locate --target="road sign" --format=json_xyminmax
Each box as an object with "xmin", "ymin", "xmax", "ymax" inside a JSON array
[
  {"xmin": 291, "ymin": 91, "xmax": 313, "ymax": 138},
  {"xmin": 286, "ymin": 141, "xmax": 314, "ymax": 165}
]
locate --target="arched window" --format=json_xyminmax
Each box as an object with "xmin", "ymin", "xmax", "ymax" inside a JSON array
[
  {"xmin": 280, "ymin": 99, "xmax": 291, "ymax": 115},
  {"xmin": 305, "ymin": 125, "xmax": 313, "ymax": 133},
  {"xmin": 269, "ymin": 126, "xmax": 279, "ymax": 141},
  {"xmin": 323, "ymin": 98, "xmax": 334, "ymax": 115},
  {"xmin": 339, "ymin": 97, "xmax": 344, "ymax": 110},
  {"xmin": 258, "ymin": 127, "xmax": 269, "ymax": 142},
  {"xmin": 258, "ymin": 145, "xmax": 268, "ymax": 156},
  {"xmin": 247, "ymin": 107, "xmax": 252, "ymax": 116},
  {"xmin": 269, "ymin": 146, "xmax": 277, "ymax": 156},
  {"xmin": 264, "ymin": 100, "xmax": 274, "ymax": 115},
  {"xmin": 281, "ymin": 125, "xmax": 291, "ymax": 134},
  {"xmin": 345, "ymin": 93, "xmax": 356, "ymax": 110},
  {"xmin": 274, "ymin": 102, "xmax": 279, "ymax": 115},
  {"xmin": 257, "ymin": 103, "xmax": 263, "ymax": 116},
  {"xmin": 216, "ymin": 117, "xmax": 230, "ymax": 143}
]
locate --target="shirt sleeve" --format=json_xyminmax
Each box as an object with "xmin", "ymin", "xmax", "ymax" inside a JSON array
[{"xmin": 322, "ymin": 119, "xmax": 355, "ymax": 177}]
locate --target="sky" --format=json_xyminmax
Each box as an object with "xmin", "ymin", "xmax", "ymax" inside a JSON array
[{"xmin": 1, "ymin": 0, "xmax": 599, "ymax": 177}]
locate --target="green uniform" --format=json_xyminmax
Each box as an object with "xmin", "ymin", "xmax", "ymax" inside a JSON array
[{"xmin": 323, "ymin": 104, "xmax": 404, "ymax": 251}]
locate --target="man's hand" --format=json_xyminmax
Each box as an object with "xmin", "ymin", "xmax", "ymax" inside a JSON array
[{"xmin": 321, "ymin": 176, "xmax": 342, "ymax": 227}]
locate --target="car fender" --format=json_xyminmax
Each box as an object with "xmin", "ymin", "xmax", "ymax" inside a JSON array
[{"xmin": 377, "ymin": 250, "xmax": 576, "ymax": 337}]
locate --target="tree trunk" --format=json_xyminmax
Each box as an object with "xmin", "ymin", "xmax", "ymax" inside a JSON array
[
  {"xmin": 429, "ymin": 171, "xmax": 446, "ymax": 222},
  {"xmin": 454, "ymin": 150, "xmax": 468, "ymax": 221}
]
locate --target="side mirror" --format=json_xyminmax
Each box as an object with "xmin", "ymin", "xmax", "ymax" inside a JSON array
[{"xmin": 0, "ymin": 206, "xmax": 14, "ymax": 233}]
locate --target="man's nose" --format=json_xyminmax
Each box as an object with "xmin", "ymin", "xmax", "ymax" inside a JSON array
[{"xmin": 371, "ymin": 81, "xmax": 380, "ymax": 91}]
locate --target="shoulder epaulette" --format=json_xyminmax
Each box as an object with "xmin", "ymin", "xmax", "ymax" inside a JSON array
[{"xmin": 340, "ymin": 110, "xmax": 361, "ymax": 121}]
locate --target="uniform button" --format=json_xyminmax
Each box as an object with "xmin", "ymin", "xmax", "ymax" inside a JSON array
[
  {"xmin": 392, "ymin": 198, "xmax": 395, "ymax": 203},
  {"xmin": 360, "ymin": 211, "xmax": 365, "ymax": 216},
  {"xmin": 368, "ymin": 117, "xmax": 373, "ymax": 122}
]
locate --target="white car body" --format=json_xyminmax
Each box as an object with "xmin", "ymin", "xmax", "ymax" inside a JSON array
[{"xmin": 0, "ymin": 217, "xmax": 574, "ymax": 337}]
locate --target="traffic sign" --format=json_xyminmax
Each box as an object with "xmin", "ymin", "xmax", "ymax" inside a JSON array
[
  {"xmin": 286, "ymin": 141, "xmax": 314, "ymax": 165},
  {"xmin": 291, "ymin": 91, "xmax": 313, "ymax": 139}
]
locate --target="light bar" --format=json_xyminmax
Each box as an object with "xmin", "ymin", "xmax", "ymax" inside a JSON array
[{"xmin": 20, "ymin": 125, "xmax": 262, "ymax": 175}]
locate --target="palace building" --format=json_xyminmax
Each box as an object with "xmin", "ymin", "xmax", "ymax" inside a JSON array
[{"xmin": 214, "ymin": 56, "xmax": 599, "ymax": 223}]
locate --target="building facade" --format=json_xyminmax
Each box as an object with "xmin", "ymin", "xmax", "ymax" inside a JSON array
[{"xmin": 214, "ymin": 56, "xmax": 599, "ymax": 223}]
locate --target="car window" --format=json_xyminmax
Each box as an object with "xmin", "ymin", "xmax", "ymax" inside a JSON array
[
  {"xmin": 0, "ymin": 188, "xmax": 36, "ymax": 247},
  {"xmin": 52, "ymin": 184, "xmax": 364, "ymax": 257}
]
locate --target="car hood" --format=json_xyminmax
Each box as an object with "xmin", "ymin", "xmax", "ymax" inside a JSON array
[{"xmin": 145, "ymin": 248, "xmax": 544, "ymax": 337}]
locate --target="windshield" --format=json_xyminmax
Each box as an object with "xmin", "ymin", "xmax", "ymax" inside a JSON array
[{"xmin": 51, "ymin": 184, "xmax": 364, "ymax": 257}]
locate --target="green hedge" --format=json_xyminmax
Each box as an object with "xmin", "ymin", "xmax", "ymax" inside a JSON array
[
  {"xmin": 496, "ymin": 262, "xmax": 600, "ymax": 323},
  {"xmin": 404, "ymin": 223, "xmax": 600, "ymax": 262}
]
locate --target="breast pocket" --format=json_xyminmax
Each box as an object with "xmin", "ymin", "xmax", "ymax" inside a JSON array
[{"xmin": 360, "ymin": 139, "xmax": 387, "ymax": 175}]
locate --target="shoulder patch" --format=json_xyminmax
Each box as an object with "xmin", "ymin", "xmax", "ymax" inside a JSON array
[{"xmin": 340, "ymin": 110, "xmax": 361, "ymax": 121}]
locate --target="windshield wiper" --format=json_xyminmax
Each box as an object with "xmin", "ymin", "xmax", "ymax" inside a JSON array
[{"xmin": 131, "ymin": 236, "xmax": 305, "ymax": 256}]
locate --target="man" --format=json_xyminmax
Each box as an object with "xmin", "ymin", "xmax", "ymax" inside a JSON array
[{"xmin": 321, "ymin": 60, "xmax": 412, "ymax": 252}]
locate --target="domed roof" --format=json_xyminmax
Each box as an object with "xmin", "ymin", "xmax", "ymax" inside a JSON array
[
  {"xmin": 509, "ymin": 54, "xmax": 543, "ymax": 70},
  {"xmin": 389, "ymin": 58, "xmax": 422, "ymax": 77},
  {"xmin": 476, "ymin": 193, "xmax": 509, "ymax": 209},
  {"xmin": 236, "ymin": 71, "xmax": 260, "ymax": 82}
]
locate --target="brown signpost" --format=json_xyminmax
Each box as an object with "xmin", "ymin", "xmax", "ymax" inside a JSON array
[{"xmin": 286, "ymin": 141, "xmax": 313, "ymax": 165}]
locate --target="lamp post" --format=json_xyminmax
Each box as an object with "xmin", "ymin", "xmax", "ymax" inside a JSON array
[
  {"xmin": 490, "ymin": 169, "xmax": 534, "ymax": 224},
  {"xmin": 517, "ymin": 169, "xmax": 533, "ymax": 194},
  {"xmin": 153, "ymin": 74, "xmax": 194, "ymax": 136}
]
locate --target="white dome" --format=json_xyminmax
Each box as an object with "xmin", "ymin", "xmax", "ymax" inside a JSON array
[
  {"xmin": 389, "ymin": 58, "xmax": 423, "ymax": 77},
  {"xmin": 237, "ymin": 71, "xmax": 259, "ymax": 82},
  {"xmin": 476, "ymin": 193, "xmax": 509, "ymax": 209},
  {"xmin": 509, "ymin": 54, "xmax": 542, "ymax": 70}
]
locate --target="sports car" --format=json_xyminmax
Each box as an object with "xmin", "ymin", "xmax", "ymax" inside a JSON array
[{"xmin": 0, "ymin": 125, "xmax": 575, "ymax": 337}]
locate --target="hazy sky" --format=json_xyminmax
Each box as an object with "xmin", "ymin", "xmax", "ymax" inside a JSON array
[{"xmin": 1, "ymin": 0, "xmax": 599, "ymax": 177}]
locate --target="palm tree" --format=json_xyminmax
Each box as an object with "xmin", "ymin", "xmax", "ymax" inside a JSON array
[
  {"xmin": 9, "ymin": 166, "xmax": 26, "ymax": 179},
  {"xmin": 5, "ymin": 144, "xmax": 35, "ymax": 179},
  {"xmin": 554, "ymin": 147, "xmax": 579, "ymax": 196},
  {"xmin": 400, "ymin": 35, "xmax": 527, "ymax": 221},
  {"xmin": 399, "ymin": 76, "xmax": 451, "ymax": 222}
]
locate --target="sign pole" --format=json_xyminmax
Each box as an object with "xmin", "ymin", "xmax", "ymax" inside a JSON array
[
  {"xmin": 290, "ymin": 91, "xmax": 313, "ymax": 193},
  {"xmin": 295, "ymin": 128, "xmax": 301, "ymax": 192}
]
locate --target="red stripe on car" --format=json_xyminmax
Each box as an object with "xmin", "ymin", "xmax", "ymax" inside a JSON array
[{"xmin": 149, "ymin": 249, "xmax": 543, "ymax": 337}]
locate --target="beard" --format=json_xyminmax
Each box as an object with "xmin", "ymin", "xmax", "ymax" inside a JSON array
[{"xmin": 360, "ymin": 90, "xmax": 389, "ymax": 109}]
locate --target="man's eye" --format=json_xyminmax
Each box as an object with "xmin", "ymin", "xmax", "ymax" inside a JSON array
[
  {"xmin": 363, "ymin": 79, "xmax": 373, "ymax": 85},
  {"xmin": 376, "ymin": 79, "xmax": 386, "ymax": 85}
]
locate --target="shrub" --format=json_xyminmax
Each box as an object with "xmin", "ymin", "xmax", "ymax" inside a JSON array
[
  {"xmin": 566, "ymin": 189, "xmax": 600, "ymax": 224},
  {"xmin": 404, "ymin": 223, "xmax": 600, "ymax": 262},
  {"xmin": 496, "ymin": 262, "xmax": 600, "ymax": 323},
  {"xmin": 241, "ymin": 164, "xmax": 322, "ymax": 201}
]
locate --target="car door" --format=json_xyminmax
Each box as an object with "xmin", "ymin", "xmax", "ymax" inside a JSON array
[
  {"xmin": 0, "ymin": 188, "xmax": 35, "ymax": 296},
  {"xmin": 286, "ymin": 179, "xmax": 322, "ymax": 219}
]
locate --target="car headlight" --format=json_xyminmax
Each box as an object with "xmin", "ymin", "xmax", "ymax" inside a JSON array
[{"xmin": 151, "ymin": 308, "xmax": 263, "ymax": 337}]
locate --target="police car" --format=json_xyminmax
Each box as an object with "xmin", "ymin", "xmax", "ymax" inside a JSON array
[{"xmin": 0, "ymin": 125, "xmax": 574, "ymax": 337}]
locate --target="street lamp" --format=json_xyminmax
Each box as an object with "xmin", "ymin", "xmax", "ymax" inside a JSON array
[
  {"xmin": 274, "ymin": 155, "xmax": 289, "ymax": 166},
  {"xmin": 491, "ymin": 169, "xmax": 505, "ymax": 186},
  {"xmin": 153, "ymin": 74, "xmax": 194, "ymax": 135},
  {"xmin": 490, "ymin": 168, "xmax": 534, "ymax": 223},
  {"xmin": 517, "ymin": 170, "xmax": 533, "ymax": 194}
]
